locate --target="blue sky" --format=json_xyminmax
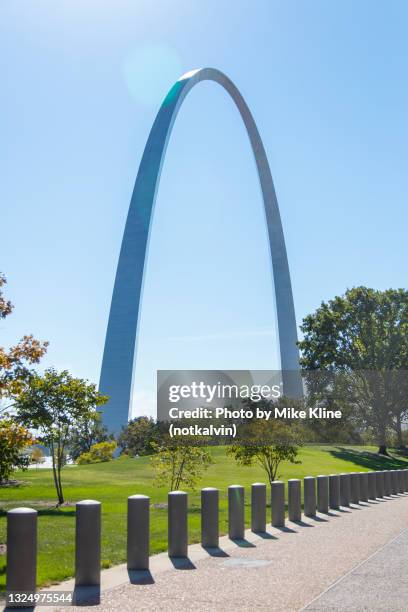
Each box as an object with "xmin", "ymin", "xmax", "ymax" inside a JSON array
[{"xmin": 1, "ymin": 1, "xmax": 408, "ymax": 417}]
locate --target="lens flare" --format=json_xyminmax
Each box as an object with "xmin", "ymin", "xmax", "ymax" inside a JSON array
[{"xmin": 122, "ymin": 44, "xmax": 183, "ymax": 107}]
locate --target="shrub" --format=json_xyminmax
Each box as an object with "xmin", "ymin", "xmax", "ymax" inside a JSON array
[
  {"xmin": 0, "ymin": 418, "xmax": 34, "ymax": 483},
  {"xmin": 31, "ymin": 446, "xmax": 45, "ymax": 466},
  {"xmin": 77, "ymin": 440, "xmax": 117, "ymax": 464}
]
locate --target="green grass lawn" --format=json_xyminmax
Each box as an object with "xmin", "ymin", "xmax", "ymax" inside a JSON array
[{"xmin": 1, "ymin": 444, "xmax": 407, "ymax": 592}]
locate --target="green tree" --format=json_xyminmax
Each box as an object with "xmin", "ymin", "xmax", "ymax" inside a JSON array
[
  {"xmin": 0, "ymin": 418, "xmax": 34, "ymax": 483},
  {"xmin": 0, "ymin": 273, "xmax": 48, "ymax": 408},
  {"xmin": 77, "ymin": 440, "xmax": 117, "ymax": 464},
  {"xmin": 227, "ymin": 419, "xmax": 302, "ymax": 485},
  {"xmin": 68, "ymin": 411, "xmax": 113, "ymax": 461},
  {"xmin": 298, "ymin": 287, "xmax": 408, "ymax": 454},
  {"xmin": 118, "ymin": 416, "xmax": 161, "ymax": 456},
  {"xmin": 151, "ymin": 437, "xmax": 213, "ymax": 490},
  {"xmin": 14, "ymin": 369, "xmax": 108, "ymax": 505}
]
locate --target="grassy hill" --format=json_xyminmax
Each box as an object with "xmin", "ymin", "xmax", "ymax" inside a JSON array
[{"xmin": 1, "ymin": 445, "xmax": 407, "ymax": 591}]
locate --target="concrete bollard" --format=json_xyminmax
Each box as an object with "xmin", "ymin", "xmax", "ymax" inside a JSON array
[
  {"xmin": 168, "ymin": 491, "xmax": 188, "ymax": 557},
  {"xmin": 75, "ymin": 500, "xmax": 101, "ymax": 586},
  {"xmin": 316, "ymin": 475, "xmax": 329, "ymax": 513},
  {"xmin": 393, "ymin": 470, "xmax": 398, "ymax": 492},
  {"xmin": 392, "ymin": 470, "xmax": 397, "ymax": 493},
  {"xmin": 396, "ymin": 470, "xmax": 402, "ymax": 494},
  {"xmin": 350, "ymin": 472, "xmax": 360, "ymax": 504},
  {"xmin": 380, "ymin": 471, "xmax": 386, "ymax": 497},
  {"xmin": 359, "ymin": 473, "xmax": 368, "ymax": 502},
  {"xmin": 303, "ymin": 477, "xmax": 316, "ymax": 517},
  {"xmin": 398, "ymin": 470, "xmax": 404, "ymax": 494},
  {"xmin": 388, "ymin": 470, "xmax": 394, "ymax": 495},
  {"xmin": 367, "ymin": 471, "xmax": 377, "ymax": 499},
  {"xmin": 394, "ymin": 470, "xmax": 400, "ymax": 493},
  {"xmin": 390, "ymin": 470, "xmax": 398, "ymax": 495},
  {"xmin": 375, "ymin": 471, "xmax": 384, "ymax": 498},
  {"xmin": 395, "ymin": 470, "xmax": 399, "ymax": 493},
  {"xmin": 288, "ymin": 479, "xmax": 301, "ymax": 522},
  {"xmin": 388, "ymin": 470, "xmax": 394, "ymax": 494},
  {"xmin": 6, "ymin": 508, "xmax": 37, "ymax": 600},
  {"xmin": 381, "ymin": 471, "xmax": 388, "ymax": 497},
  {"xmin": 228, "ymin": 485, "xmax": 245, "ymax": 540},
  {"xmin": 340, "ymin": 473, "xmax": 351, "ymax": 507},
  {"xmin": 251, "ymin": 483, "xmax": 266, "ymax": 533},
  {"xmin": 329, "ymin": 474, "xmax": 340, "ymax": 509},
  {"xmin": 402, "ymin": 469, "xmax": 408, "ymax": 492},
  {"xmin": 383, "ymin": 471, "xmax": 391, "ymax": 497},
  {"xmin": 405, "ymin": 470, "xmax": 408, "ymax": 492},
  {"xmin": 127, "ymin": 494, "xmax": 149, "ymax": 570},
  {"xmin": 201, "ymin": 487, "xmax": 219, "ymax": 548},
  {"xmin": 271, "ymin": 481, "xmax": 285, "ymax": 528},
  {"xmin": 380, "ymin": 472, "xmax": 386, "ymax": 497}
]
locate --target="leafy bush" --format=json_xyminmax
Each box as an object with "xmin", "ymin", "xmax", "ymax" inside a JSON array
[
  {"xmin": 30, "ymin": 446, "xmax": 45, "ymax": 466},
  {"xmin": 77, "ymin": 440, "xmax": 117, "ymax": 464},
  {"xmin": 0, "ymin": 418, "xmax": 34, "ymax": 483}
]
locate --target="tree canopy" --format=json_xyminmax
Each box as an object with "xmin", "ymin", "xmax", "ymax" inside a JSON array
[
  {"xmin": 298, "ymin": 287, "xmax": 408, "ymax": 453},
  {"xmin": 0, "ymin": 418, "xmax": 34, "ymax": 483},
  {"xmin": 15, "ymin": 369, "xmax": 108, "ymax": 504},
  {"xmin": 0, "ymin": 273, "xmax": 48, "ymax": 404},
  {"xmin": 227, "ymin": 419, "xmax": 302, "ymax": 485},
  {"xmin": 151, "ymin": 436, "xmax": 213, "ymax": 491},
  {"xmin": 118, "ymin": 416, "xmax": 162, "ymax": 456}
]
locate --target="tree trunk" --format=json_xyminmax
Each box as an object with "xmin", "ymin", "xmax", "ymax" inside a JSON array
[
  {"xmin": 51, "ymin": 441, "xmax": 65, "ymax": 506},
  {"xmin": 50, "ymin": 443, "xmax": 61, "ymax": 504},
  {"xmin": 57, "ymin": 465, "xmax": 64, "ymax": 505},
  {"xmin": 377, "ymin": 421, "xmax": 389, "ymax": 455},
  {"xmin": 56, "ymin": 441, "xmax": 65, "ymax": 505}
]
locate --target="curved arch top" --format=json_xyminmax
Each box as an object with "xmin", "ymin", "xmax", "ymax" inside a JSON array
[{"xmin": 100, "ymin": 67, "xmax": 302, "ymax": 432}]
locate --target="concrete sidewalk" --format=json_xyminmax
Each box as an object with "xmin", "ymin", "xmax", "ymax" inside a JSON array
[
  {"xmin": 53, "ymin": 494, "xmax": 408, "ymax": 612},
  {"xmin": 304, "ymin": 527, "xmax": 408, "ymax": 611}
]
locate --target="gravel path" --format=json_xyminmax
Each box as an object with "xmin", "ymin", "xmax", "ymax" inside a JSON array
[{"xmin": 52, "ymin": 493, "xmax": 408, "ymax": 612}]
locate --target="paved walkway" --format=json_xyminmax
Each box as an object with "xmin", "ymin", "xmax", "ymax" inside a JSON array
[
  {"xmin": 304, "ymin": 527, "xmax": 408, "ymax": 611},
  {"xmin": 48, "ymin": 494, "xmax": 408, "ymax": 612}
]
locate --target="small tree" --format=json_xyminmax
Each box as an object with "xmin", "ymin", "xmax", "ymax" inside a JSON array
[
  {"xmin": 0, "ymin": 418, "xmax": 34, "ymax": 483},
  {"xmin": 14, "ymin": 369, "xmax": 108, "ymax": 505},
  {"xmin": 151, "ymin": 437, "xmax": 213, "ymax": 490},
  {"xmin": 118, "ymin": 416, "xmax": 161, "ymax": 456},
  {"xmin": 31, "ymin": 446, "xmax": 45, "ymax": 468},
  {"xmin": 68, "ymin": 411, "xmax": 113, "ymax": 461},
  {"xmin": 0, "ymin": 273, "xmax": 48, "ymax": 408},
  {"xmin": 227, "ymin": 420, "xmax": 302, "ymax": 485},
  {"xmin": 77, "ymin": 440, "xmax": 117, "ymax": 464}
]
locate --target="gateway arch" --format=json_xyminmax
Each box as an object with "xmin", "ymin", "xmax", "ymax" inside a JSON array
[{"xmin": 100, "ymin": 67, "xmax": 302, "ymax": 432}]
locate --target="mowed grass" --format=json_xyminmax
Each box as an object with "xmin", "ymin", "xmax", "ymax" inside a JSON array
[{"xmin": 1, "ymin": 445, "xmax": 407, "ymax": 591}]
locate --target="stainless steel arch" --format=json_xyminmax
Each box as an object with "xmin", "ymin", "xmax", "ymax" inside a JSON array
[{"xmin": 100, "ymin": 67, "xmax": 302, "ymax": 432}]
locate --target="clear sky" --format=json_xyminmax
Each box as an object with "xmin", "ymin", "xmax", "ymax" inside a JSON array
[{"xmin": 2, "ymin": 1, "xmax": 408, "ymax": 418}]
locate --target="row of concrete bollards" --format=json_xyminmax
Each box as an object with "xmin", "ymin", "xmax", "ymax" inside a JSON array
[{"xmin": 6, "ymin": 469, "xmax": 408, "ymax": 597}]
